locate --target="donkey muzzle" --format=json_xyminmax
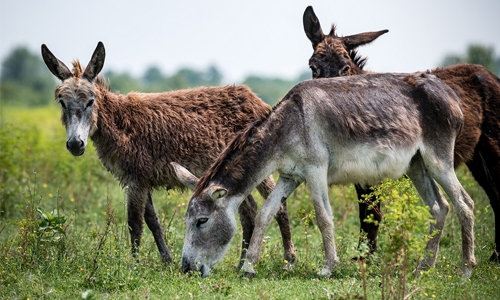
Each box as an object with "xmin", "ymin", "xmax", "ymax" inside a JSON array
[
  {"xmin": 66, "ymin": 137, "xmax": 85, "ymax": 156},
  {"xmin": 182, "ymin": 256, "xmax": 209, "ymax": 277}
]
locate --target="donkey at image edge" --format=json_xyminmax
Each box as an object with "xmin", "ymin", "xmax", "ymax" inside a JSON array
[
  {"xmin": 41, "ymin": 42, "xmax": 297, "ymax": 267},
  {"xmin": 303, "ymin": 5, "xmax": 500, "ymax": 263},
  {"xmin": 173, "ymin": 73, "xmax": 476, "ymax": 278}
]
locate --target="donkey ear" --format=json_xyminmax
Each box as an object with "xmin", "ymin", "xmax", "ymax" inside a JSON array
[
  {"xmin": 41, "ymin": 44, "xmax": 72, "ymax": 81},
  {"xmin": 170, "ymin": 162, "xmax": 199, "ymax": 191},
  {"xmin": 303, "ymin": 6, "xmax": 324, "ymax": 49},
  {"xmin": 207, "ymin": 186, "xmax": 227, "ymax": 201},
  {"xmin": 342, "ymin": 29, "xmax": 389, "ymax": 50},
  {"xmin": 83, "ymin": 41, "xmax": 106, "ymax": 82}
]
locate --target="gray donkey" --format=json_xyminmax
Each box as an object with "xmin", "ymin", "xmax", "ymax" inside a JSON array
[
  {"xmin": 173, "ymin": 72, "xmax": 476, "ymax": 278},
  {"xmin": 41, "ymin": 42, "xmax": 296, "ymax": 267}
]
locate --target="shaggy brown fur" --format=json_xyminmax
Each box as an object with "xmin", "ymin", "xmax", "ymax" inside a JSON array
[
  {"xmin": 41, "ymin": 42, "xmax": 296, "ymax": 265},
  {"xmin": 303, "ymin": 5, "xmax": 500, "ymax": 262}
]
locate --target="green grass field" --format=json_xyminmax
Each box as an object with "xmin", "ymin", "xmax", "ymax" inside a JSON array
[{"xmin": 1, "ymin": 106, "xmax": 499, "ymax": 299}]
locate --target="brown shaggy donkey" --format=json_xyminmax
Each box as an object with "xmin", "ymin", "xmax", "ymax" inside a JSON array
[
  {"xmin": 303, "ymin": 5, "xmax": 500, "ymax": 262},
  {"xmin": 41, "ymin": 41, "xmax": 296, "ymax": 267}
]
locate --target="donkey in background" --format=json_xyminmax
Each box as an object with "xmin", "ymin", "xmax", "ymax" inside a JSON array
[
  {"xmin": 303, "ymin": 5, "xmax": 500, "ymax": 262},
  {"xmin": 41, "ymin": 42, "xmax": 297, "ymax": 267},
  {"xmin": 173, "ymin": 72, "xmax": 476, "ymax": 278}
]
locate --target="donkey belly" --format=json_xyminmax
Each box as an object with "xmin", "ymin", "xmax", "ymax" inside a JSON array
[{"xmin": 328, "ymin": 144, "xmax": 418, "ymax": 186}]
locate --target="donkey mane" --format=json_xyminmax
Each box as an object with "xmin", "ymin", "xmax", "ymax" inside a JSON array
[
  {"xmin": 71, "ymin": 60, "xmax": 110, "ymax": 90},
  {"xmin": 194, "ymin": 117, "xmax": 269, "ymax": 196},
  {"xmin": 71, "ymin": 61, "xmax": 84, "ymax": 78},
  {"xmin": 193, "ymin": 95, "xmax": 302, "ymax": 196},
  {"xmin": 328, "ymin": 24, "xmax": 368, "ymax": 70},
  {"xmin": 349, "ymin": 50, "xmax": 367, "ymax": 70}
]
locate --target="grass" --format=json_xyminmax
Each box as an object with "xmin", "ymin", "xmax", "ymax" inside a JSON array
[{"xmin": 1, "ymin": 106, "xmax": 499, "ymax": 299}]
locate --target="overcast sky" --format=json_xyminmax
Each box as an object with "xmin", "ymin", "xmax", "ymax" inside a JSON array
[{"xmin": 1, "ymin": 0, "xmax": 499, "ymax": 83}]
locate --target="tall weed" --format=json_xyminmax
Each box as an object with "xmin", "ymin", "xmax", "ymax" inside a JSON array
[{"xmin": 362, "ymin": 177, "xmax": 435, "ymax": 299}]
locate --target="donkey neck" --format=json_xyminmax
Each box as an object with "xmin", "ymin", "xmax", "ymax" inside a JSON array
[{"xmin": 89, "ymin": 84, "xmax": 125, "ymax": 144}]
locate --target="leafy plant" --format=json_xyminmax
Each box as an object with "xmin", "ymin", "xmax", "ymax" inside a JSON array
[
  {"xmin": 362, "ymin": 177, "xmax": 435, "ymax": 300},
  {"xmin": 35, "ymin": 207, "xmax": 66, "ymax": 244}
]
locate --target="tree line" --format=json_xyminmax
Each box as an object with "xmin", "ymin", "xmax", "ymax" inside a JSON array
[{"xmin": 1, "ymin": 44, "xmax": 499, "ymax": 107}]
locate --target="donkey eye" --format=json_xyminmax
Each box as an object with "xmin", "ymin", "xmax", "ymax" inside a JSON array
[
  {"xmin": 196, "ymin": 217, "xmax": 209, "ymax": 228},
  {"xmin": 85, "ymin": 99, "xmax": 94, "ymax": 109},
  {"xmin": 59, "ymin": 99, "xmax": 67, "ymax": 110},
  {"xmin": 310, "ymin": 65, "xmax": 320, "ymax": 78}
]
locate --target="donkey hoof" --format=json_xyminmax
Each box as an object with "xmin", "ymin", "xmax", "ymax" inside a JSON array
[
  {"xmin": 161, "ymin": 254, "xmax": 173, "ymax": 265},
  {"xmin": 461, "ymin": 267, "xmax": 473, "ymax": 279},
  {"xmin": 283, "ymin": 262, "xmax": 294, "ymax": 271},
  {"xmin": 317, "ymin": 267, "xmax": 332, "ymax": 277},
  {"xmin": 243, "ymin": 271, "xmax": 255, "ymax": 279},
  {"xmin": 283, "ymin": 257, "xmax": 295, "ymax": 271}
]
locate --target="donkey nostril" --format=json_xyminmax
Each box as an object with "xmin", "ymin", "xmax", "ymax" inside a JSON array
[{"xmin": 340, "ymin": 66, "xmax": 350, "ymax": 76}]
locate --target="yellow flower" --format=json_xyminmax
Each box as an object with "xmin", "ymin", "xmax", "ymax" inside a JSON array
[{"xmin": 43, "ymin": 183, "xmax": 47, "ymax": 188}]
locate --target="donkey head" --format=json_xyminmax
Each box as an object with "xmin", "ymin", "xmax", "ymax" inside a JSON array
[
  {"xmin": 303, "ymin": 6, "xmax": 388, "ymax": 78},
  {"xmin": 171, "ymin": 162, "xmax": 239, "ymax": 277},
  {"xmin": 41, "ymin": 42, "xmax": 105, "ymax": 156}
]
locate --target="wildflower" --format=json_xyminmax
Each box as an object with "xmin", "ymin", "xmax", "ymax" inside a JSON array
[{"xmin": 43, "ymin": 183, "xmax": 47, "ymax": 188}]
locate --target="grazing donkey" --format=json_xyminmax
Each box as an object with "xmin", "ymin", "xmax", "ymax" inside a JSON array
[
  {"xmin": 173, "ymin": 72, "xmax": 476, "ymax": 278},
  {"xmin": 41, "ymin": 41, "xmax": 296, "ymax": 267},
  {"xmin": 303, "ymin": 5, "xmax": 500, "ymax": 263}
]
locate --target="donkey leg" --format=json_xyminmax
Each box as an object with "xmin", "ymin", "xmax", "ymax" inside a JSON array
[
  {"xmin": 467, "ymin": 146, "xmax": 500, "ymax": 263},
  {"xmin": 144, "ymin": 191, "xmax": 172, "ymax": 264},
  {"xmin": 355, "ymin": 184, "xmax": 382, "ymax": 255},
  {"xmin": 257, "ymin": 175, "xmax": 297, "ymax": 269},
  {"xmin": 406, "ymin": 156, "xmax": 450, "ymax": 272},
  {"xmin": 243, "ymin": 176, "xmax": 300, "ymax": 277},
  {"xmin": 424, "ymin": 155, "xmax": 476, "ymax": 277},
  {"xmin": 307, "ymin": 169, "xmax": 339, "ymax": 276},
  {"xmin": 237, "ymin": 194, "xmax": 257, "ymax": 270},
  {"xmin": 275, "ymin": 201, "xmax": 296, "ymax": 269},
  {"xmin": 127, "ymin": 185, "xmax": 148, "ymax": 261}
]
